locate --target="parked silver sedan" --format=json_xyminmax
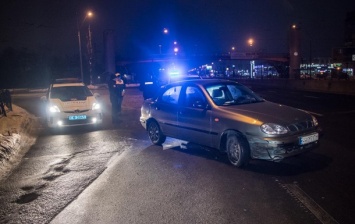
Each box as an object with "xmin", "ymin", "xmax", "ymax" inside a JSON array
[{"xmin": 140, "ymin": 79, "xmax": 322, "ymax": 167}]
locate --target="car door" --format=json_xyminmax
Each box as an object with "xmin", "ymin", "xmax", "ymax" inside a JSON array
[
  {"xmin": 177, "ymin": 84, "xmax": 214, "ymax": 147},
  {"xmin": 152, "ymin": 84, "xmax": 183, "ymax": 139}
]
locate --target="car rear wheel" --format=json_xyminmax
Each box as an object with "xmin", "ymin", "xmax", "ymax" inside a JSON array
[
  {"xmin": 226, "ymin": 132, "xmax": 249, "ymax": 167},
  {"xmin": 147, "ymin": 120, "xmax": 166, "ymax": 145}
]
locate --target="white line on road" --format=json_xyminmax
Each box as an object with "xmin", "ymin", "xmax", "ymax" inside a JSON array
[
  {"xmin": 333, "ymin": 110, "xmax": 355, "ymax": 115},
  {"xmin": 284, "ymin": 184, "xmax": 339, "ymax": 224},
  {"xmin": 304, "ymin": 95, "xmax": 320, "ymax": 99}
]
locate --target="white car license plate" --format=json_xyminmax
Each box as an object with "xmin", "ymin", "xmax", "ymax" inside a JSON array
[
  {"xmin": 68, "ymin": 115, "xmax": 87, "ymax": 120},
  {"xmin": 299, "ymin": 133, "xmax": 319, "ymax": 145}
]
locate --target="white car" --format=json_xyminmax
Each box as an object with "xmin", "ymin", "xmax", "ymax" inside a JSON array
[{"xmin": 41, "ymin": 78, "xmax": 103, "ymax": 128}]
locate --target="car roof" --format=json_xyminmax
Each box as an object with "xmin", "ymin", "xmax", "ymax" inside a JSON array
[
  {"xmin": 50, "ymin": 78, "xmax": 85, "ymax": 88},
  {"xmin": 52, "ymin": 82, "xmax": 85, "ymax": 88},
  {"xmin": 170, "ymin": 74, "xmax": 201, "ymax": 80},
  {"xmin": 168, "ymin": 78, "xmax": 237, "ymax": 86}
]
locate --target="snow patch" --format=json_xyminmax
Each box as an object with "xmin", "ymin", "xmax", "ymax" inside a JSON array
[{"xmin": 0, "ymin": 105, "xmax": 39, "ymax": 181}]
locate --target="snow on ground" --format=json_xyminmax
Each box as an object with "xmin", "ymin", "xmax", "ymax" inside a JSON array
[{"xmin": 0, "ymin": 105, "xmax": 39, "ymax": 181}]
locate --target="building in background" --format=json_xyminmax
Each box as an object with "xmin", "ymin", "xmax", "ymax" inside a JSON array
[{"xmin": 332, "ymin": 10, "xmax": 355, "ymax": 78}]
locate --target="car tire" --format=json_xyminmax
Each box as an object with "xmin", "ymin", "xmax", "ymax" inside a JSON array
[
  {"xmin": 147, "ymin": 120, "xmax": 166, "ymax": 145},
  {"xmin": 226, "ymin": 132, "xmax": 249, "ymax": 167}
]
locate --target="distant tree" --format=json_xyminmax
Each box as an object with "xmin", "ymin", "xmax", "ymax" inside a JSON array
[
  {"xmin": 0, "ymin": 47, "xmax": 21, "ymax": 88},
  {"xmin": 0, "ymin": 48, "xmax": 82, "ymax": 88}
]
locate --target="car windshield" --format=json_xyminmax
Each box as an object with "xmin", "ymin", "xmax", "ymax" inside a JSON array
[
  {"xmin": 50, "ymin": 86, "xmax": 92, "ymax": 101},
  {"xmin": 205, "ymin": 83, "xmax": 264, "ymax": 106}
]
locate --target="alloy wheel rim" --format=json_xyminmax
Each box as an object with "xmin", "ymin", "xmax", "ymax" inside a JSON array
[
  {"xmin": 230, "ymin": 139, "xmax": 240, "ymax": 162},
  {"xmin": 149, "ymin": 124, "xmax": 158, "ymax": 141}
]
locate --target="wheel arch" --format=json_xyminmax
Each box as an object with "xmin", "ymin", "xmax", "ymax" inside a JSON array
[
  {"xmin": 220, "ymin": 129, "xmax": 250, "ymax": 154},
  {"xmin": 145, "ymin": 117, "xmax": 159, "ymax": 130}
]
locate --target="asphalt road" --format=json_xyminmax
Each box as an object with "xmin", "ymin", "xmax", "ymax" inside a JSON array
[{"xmin": 0, "ymin": 86, "xmax": 354, "ymax": 224}]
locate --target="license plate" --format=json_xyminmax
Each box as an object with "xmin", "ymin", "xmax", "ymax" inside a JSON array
[
  {"xmin": 299, "ymin": 133, "xmax": 319, "ymax": 145},
  {"xmin": 68, "ymin": 115, "xmax": 87, "ymax": 120}
]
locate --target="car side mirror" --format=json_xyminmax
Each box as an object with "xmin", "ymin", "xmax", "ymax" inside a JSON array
[
  {"xmin": 93, "ymin": 93, "xmax": 101, "ymax": 98},
  {"xmin": 193, "ymin": 100, "xmax": 210, "ymax": 110},
  {"xmin": 40, "ymin": 96, "xmax": 47, "ymax": 102}
]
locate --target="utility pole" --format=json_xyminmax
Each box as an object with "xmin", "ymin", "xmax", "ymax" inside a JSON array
[
  {"xmin": 87, "ymin": 24, "xmax": 93, "ymax": 85},
  {"xmin": 289, "ymin": 24, "xmax": 301, "ymax": 79}
]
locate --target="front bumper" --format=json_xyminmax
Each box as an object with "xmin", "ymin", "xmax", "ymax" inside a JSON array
[
  {"xmin": 47, "ymin": 111, "xmax": 103, "ymax": 128},
  {"xmin": 247, "ymin": 130, "xmax": 321, "ymax": 161}
]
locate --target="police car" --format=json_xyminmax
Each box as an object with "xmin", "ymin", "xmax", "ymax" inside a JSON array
[{"xmin": 41, "ymin": 78, "xmax": 103, "ymax": 128}]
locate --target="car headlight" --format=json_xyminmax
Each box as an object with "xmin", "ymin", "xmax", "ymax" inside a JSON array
[
  {"xmin": 311, "ymin": 115, "xmax": 318, "ymax": 126},
  {"xmin": 49, "ymin": 105, "xmax": 60, "ymax": 113},
  {"xmin": 92, "ymin": 102, "xmax": 100, "ymax": 110},
  {"xmin": 261, "ymin": 123, "xmax": 288, "ymax": 135}
]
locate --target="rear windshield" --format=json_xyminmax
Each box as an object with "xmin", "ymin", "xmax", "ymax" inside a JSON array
[{"xmin": 50, "ymin": 86, "xmax": 92, "ymax": 101}]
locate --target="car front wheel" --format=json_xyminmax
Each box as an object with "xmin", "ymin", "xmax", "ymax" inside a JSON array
[
  {"xmin": 226, "ymin": 132, "xmax": 249, "ymax": 167},
  {"xmin": 147, "ymin": 120, "xmax": 166, "ymax": 145}
]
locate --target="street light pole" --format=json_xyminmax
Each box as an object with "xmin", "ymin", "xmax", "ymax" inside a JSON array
[
  {"xmin": 78, "ymin": 29, "xmax": 84, "ymax": 82},
  {"xmin": 248, "ymin": 38, "xmax": 255, "ymax": 78},
  {"xmin": 77, "ymin": 11, "xmax": 93, "ymax": 83},
  {"xmin": 88, "ymin": 24, "xmax": 93, "ymax": 85}
]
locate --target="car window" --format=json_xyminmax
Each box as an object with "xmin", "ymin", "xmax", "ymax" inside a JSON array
[
  {"xmin": 205, "ymin": 83, "xmax": 264, "ymax": 106},
  {"xmin": 183, "ymin": 86, "xmax": 205, "ymax": 107},
  {"xmin": 161, "ymin": 86, "xmax": 182, "ymax": 105},
  {"xmin": 50, "ymin": 86, "xmax": 93, "ymax": 101}
]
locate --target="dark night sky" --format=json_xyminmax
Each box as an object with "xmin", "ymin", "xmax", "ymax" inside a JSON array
[{"xmin": 1, "ymin": 0, "xmax": 354, "ymax": 59}]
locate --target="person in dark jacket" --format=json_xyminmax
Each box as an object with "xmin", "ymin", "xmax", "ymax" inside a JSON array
[
  {"xmin": 0, "ymin": 90, "xmax": 6, "ymax": 117},
  {"xmin": 4, "ymin": 89, "xmax": 12, "ymax": 111},
  {"xmin": 108, "ymin": 72, "xmax": 126, "ymax": 124}
]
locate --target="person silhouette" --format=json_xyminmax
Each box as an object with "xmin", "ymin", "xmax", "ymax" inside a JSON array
[{"xmin": 108, "ymin": 72, "xmax": 126, "ymax": 124}]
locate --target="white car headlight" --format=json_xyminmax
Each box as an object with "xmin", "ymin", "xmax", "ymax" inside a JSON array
[
  {"xmin": 92, "ymin": 102, "xmax": 101, "ymax": 110},
  {"xmin": 311, "ymin": 115, "xmax": 318, "ymax": 126},
  {"xmin": 49, "ymin": 105, "xmax": 60, "ymax": 113},
  {"xmin": 261, "ymin": 123, "xmax": 288, "ymax": 135}
]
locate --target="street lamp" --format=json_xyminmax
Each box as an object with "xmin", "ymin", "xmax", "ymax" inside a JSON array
[
  {"xmin": 174, "ymin": 47, "xmax": 179, "ymax": 54},
  {"xmin": 229, "ymin": 46, "xmax": 236, "ymax": 55},
  {"xmin": 77, "ymin": 11, "xmax": 93, "ymax": 83},
  {"xmin": 159, "ymin": 44, "xmax": 162, "ymax": 54},
  {"xmin": 248, "ymin": 38, "xmax": 254, "ymax": 47},
  {"xmin": 158, "ymin": 28, "xmax": 169, "ymax": 55},
  {"xmin": 247, "ymin": 38, "xmax": 255, "ymax": 78}
]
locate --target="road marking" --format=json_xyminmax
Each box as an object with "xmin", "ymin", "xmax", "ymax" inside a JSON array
[
  {"xmin": 304, "ymin": 95, "xmax": 320, "ymax": 99},
  {"xmin": 333, "ymin": 110, "xmax": 355, "ymax": 115},
  {"xmin": 284, "ymin": 184, "xmax": 339, "ymax": 224}
]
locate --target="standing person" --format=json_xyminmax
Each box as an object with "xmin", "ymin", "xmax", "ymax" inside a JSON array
[
  {"xmin": 0, "ymin": 89, "xmax": 6, "ymax": 117},
  {"xmin": 108, "ymin": 72, "xmax": 126, "ymax": 124},
  {"xmin": 4, "ymin": 89, "xmax": 12, "ymax": 111}
]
